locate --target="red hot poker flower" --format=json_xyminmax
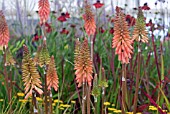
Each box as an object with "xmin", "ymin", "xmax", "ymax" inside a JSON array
[
  {"xmin": 112, "ymin": 9, "xmax": 133, "ymax": 64},
  {"xmin": 38, "ymin": 0, "xmax": 50, "ymax": 24},
  {"xmin": 93, "ymin": 0, "xmax": 104, "ymax": 9},
  {"xmin": 74, "ymin": 39, "xmax": 93, "ymax": 87},
  {"xmin": 0, "ymin": 10, "xmax": 10, "ymax": 47},
  {"xmin": 83, "ymin": 3, "xmax": 96, "ymax": 36}
]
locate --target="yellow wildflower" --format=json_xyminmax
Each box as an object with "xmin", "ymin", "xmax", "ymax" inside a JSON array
[
  {"xmin": 19, "ymin": 99, "xmax": 28, "ymax": 103},
  {"xmin": 113, "ymin": 110, "xmax": 122, "ymax": 113},
  {"xmin": 36, "ymin": 97, "xmax": 43, "ymax": 101},
  {"xmin": 104, "ymin": 102, "xmax": 110, "ymax": 106},
  {"xmin": 0, "ymin": 99, "xmax": 4, "ymax": 102},
  {"xmin": 60, "ymin": 104, "xmax": 71, "ymax": 108},
  {"xmin": 59, "ymin": 107, "xmax": 64, "ymax": 110},
  {"xmin": 17, "ymin": 92, "xmax": 25, "ymax": 97},
  {"xmin": 112, "ymin": 104, "xmax": 115, "ymax": 107},
  {"xmin": 126, "ymin": 112, "xmax": 133, "ymax": 114},
  {"xmin": 52, "ymin": 103, "xmax": 56, "ymax": 106},
  {"xmin": 71, "ymin": 100, "xmax": 76, "ymax": 104},
  {"xmin": 54, "ymin": 99, "xmax": 63, "ymax": 103},
  {"xmin": 108, "ymin": 107, "xmax": 116, "ymax": 111}
]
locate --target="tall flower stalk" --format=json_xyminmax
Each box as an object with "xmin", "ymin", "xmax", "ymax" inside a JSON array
[
  {"xmin": 132, "ymin": 8, "xmax": 148, "ymax": 113},
  {"xmin": 22, "ymin": 45, "xmax": 43, "ymax": 113},
  {"xmin": 83, "ymin": 2, "xmax": 96, "ymax": 113},
  {"xmin": 112, "ymin": 8, "xmax": 133, "ymax": 113},
  {"xmin": 74, "ymin": 39, "xmax": 93, "ymax": 114},
  {"xmin": 0, "ymin": 10, "xmax": 11, "ymax": 112}
]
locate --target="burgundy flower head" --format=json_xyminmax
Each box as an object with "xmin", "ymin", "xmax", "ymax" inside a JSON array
[
  {"xmin": 93, "ymin": 0, "xmax": 104, "ymax": 9},
  {"xmin": 60, "ymin": 28, "xmax": 69, "ymax": 34},
  {"xmin": 141, "ymin": 3, "xmax": 150, "ymax": 10},
  {"xmin": 57, "ymin": 13, "xmax": 67, "ymax": 22}
]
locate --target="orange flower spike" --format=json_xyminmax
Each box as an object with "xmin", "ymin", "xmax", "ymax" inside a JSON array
[
  {"xmin": 38, "ymin": 0, "xmax": 50, "ymax": 24},
  {"xmin": 74, "ymin": 39, "xmax": 93, "ymax": 87},
  {"xmin": 0, "ymin": 10, "xmax": 10, "ymax": 47},
  {"xmin": 133, "ymin": 9, "xmax": 148, "ymax": 43},
  {"xmin": 22, "ymin": 45, "xmax": 43, "ymax": 99},
  {"xmin": 46, "ymin": 56, "xmax": 59, "ymax": 91},
  {"xmin": 83, "ymin": 3, "xmax": 96, "ymax": 36},
  {"xmin": 112, "ymin": 9, "xmax": 133, "ymax": 64}
]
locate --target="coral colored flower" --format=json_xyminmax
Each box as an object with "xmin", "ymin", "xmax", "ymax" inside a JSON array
[
  {"xmin": 93, "ymin": 0, "xmax": 104, "ymax": 9},
  {"xmin": 22, "ymin": 45, "xmax": 43, "ymax": 99},
  {"xmin": 112, "ymin": 9, "xmax": 133, "ymax": 64},
  {"xmin": 109, "ymin": 27, "xmax": 114, "ymax": 34},
  {"xmin": 46, "ymin": 56, "xmax": 59, "ymax": 91},
  {"xmin": 60, "ymin": 28, "xmax": 69, "ymax": 34},
  {"xmin": 38, "ymin": 0, "xmax": 50, "ymax": 24},
  {"xmin": 74, "ymin": 39, "xmax": 93, "ymax": 87},
  {"xmin": 141, "ymin": 3, "xmax": 150, "ymax": 10},
  {"xmin": 0, "ymin": 10, "xmax": 10, "ymax": 47},
  {"xmin": 83, "ymin": 3, "xmax": 96, "ymax": 36},
  {"xmin": 133, "ymin": 9, "xmax": 148, "ymax": 43}
]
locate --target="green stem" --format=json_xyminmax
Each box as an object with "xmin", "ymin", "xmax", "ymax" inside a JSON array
[{"xmin": 133, "ymin": 43, "xmax": 141, "ymax": 114}]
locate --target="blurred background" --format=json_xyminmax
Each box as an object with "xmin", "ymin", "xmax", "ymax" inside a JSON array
[{"xmin": 0, "ymin": 0, "xmax": 169, "ymax": 40}]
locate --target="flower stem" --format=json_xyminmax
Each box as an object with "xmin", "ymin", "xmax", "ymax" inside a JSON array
[
  {"xmin": 32, "ymin": 90, "xmax": 38, "ymax": 114},
  {"xmin": 133, "ymin": 43, "xmax": 141, "ymax": 114},
  {"xmin": 44, "ymin": 66, "xmax": 48, "ymax": 114},
  {"xmin": 82, "ymin": 83, "xmax": 86, "ymax": 114},
  {"xmin": 122, "ymin": 64, "xmax": 126, "ymax": 114},
  {"xmin": 86, "ymin": 84, "xmax": 90, "ymax": 114},
  {"xmin": 49, "ymin": 90, "xmax": 53, "ymax": 114}
]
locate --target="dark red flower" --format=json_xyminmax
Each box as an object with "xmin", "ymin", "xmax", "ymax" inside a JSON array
[
  {"xmin": 70, "ymin": 24, "xmax": 76, "ymax": 28},
  {"xmin": 60, "ymin": 28, "xmax": 69, "ymax": 34},
  {"xmin": 57, "ymin": 13, "xmax": 67, "ymax": 22},
  {"xmin": 141, "ymin": 3, "xmax": 150, "ymax": 10},
  {"xmin": 109, "ymin": 27, "xmax": 114, "ymax": 34},
  {"xmin": 99, "ymin": 27, "xmax": 105, "ymax": 33},
  {"xmin": 65, "ymin": 12, "xmax": 70, "ymax": 18},
  {"xmin": 126, "ymin": 14, "xmax": 136, "ymax": 26},
  {"xmin": 116, "ymin": 6, "xmax": 123, "ymax": 12},
  {"xmin": 32, "ymin": 34, "xmax": 42, "ymax": 42},
  {"xmin": 45, "ymin": 22, "xmax": 52, "ymax": 33},
  {"xmin": 146, "ymin": 19, "xmax": 153, "ymax": 27},
  {"xmin": 93, "ymin": 0, "xmax": 104, "ymax": 9},
  {"xmin": 133, "ymin": 7, "xmax": 138, "ymax": 10}
]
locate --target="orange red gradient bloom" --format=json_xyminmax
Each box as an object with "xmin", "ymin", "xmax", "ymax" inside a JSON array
[
  {"xmin": 0, "ymin": 10, "xmax": 10, "ymax": 47},
  {"xmin": 112, "ymin": 10, "xmax": 133, "ymax": 64},
  {"xmin": 83, "ymin": 3, "xmax": 96, "ymax": 36},
  {"xmin": 38, "ymin": 0, "xmax": 50, "ymax": 24},
  {"xmin": 74, "ymin": 39, "xmax": 93, "ymax": 87},
  {"xmin": 46, "ymin": 56, "xmax": 59, "ymax": 91}
]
